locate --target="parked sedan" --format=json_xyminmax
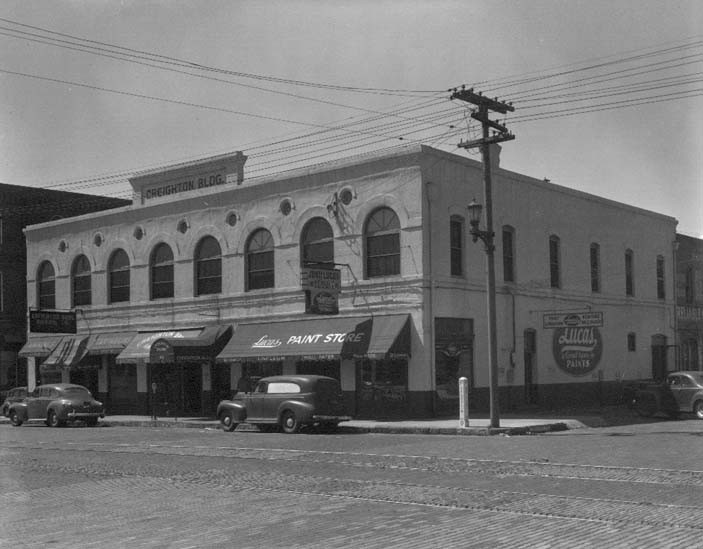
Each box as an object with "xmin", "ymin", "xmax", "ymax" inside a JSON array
[
  {"xmin": 1, "ymin": 386, "xmax": 27, "ymax": 417},
  {"xmin": 633, "ymin": 371, "xmax": 703, "ymax": 419},
  {"xmin": 217, "ymin": 375, "xmax": 351, "ymax": 433},
  {"xmin": 8, "ymin": 383, "xmax": 105, "ymax": 427}
]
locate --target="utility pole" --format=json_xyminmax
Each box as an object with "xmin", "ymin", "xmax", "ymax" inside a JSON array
[{"xmin": 450, "ymin": 87, "xmax": 515, "ymax": 429}]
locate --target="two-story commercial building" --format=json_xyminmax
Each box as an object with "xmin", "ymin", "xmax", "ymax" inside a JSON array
[{"xmin": 20, "ymin": 145, "xmax": 677, "ymax": 418}]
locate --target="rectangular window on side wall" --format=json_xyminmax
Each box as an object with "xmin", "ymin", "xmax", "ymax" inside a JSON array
[
  {"xmin": 549, "ymin": 235, "xmax": 561, "ymax": 289},
  {"xmin": 656, "ymin": 255, "xmax": 665, "ymax": 299},
  {"xmin": 590, "ymin": 243, "xmax": 600, "ymax": 293},
  {"xmin": 450, "ymin": 217, "xmax": 464, "ymax": 277},
  {"xmin": 627, "ymin": 332, "xmax": 636, "ymax": 352},
  {"xmin": 625, "ymin": 249, "xmax": 634, "ymax": 296},
  {"xmin": 502, "ymin": 226, "xmax": 515, "ymax": 282}
]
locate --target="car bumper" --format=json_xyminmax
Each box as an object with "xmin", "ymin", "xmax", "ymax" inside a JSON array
[{"xmin": 67, "ymin": 411, "xmax": 105, "ymax": 419}]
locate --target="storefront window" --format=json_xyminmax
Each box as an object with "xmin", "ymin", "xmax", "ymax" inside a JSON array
[{"xmin": 296, "ymin": 359, "xmax": 340, "ymax": 380}]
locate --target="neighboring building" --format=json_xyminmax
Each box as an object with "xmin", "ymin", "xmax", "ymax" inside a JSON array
[
  {"xmin": 20, "ymin": 146, "xmax": 677, "ymax": 418},
  {"xmin": 0, "ymin": 183, "xmax": 130, "ymax": 391},
  {"xmin": 675, "ymin": 234, "xmax": 703, "ymax": 372}
]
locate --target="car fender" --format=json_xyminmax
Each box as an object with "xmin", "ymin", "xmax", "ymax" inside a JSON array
[
  {"xmin": 8, "ymin": 403, "xmax": 29, "ymax": 421},
  {"xmin": 216, "ymin": 401, "xmax": 247, "ymax": 422},
  {"xmin": 276, "ymin": 400, "xmax": 314, "ymax": 423}
]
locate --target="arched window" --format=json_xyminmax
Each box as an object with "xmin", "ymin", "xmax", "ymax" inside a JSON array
[
  {"xmin": 150, "ymin": 243, "xmax": 174, "ymax": 299},
  {"xmin": 37, "ymin": 261, "xmax": 55, "ymax": 309},
  {"xmin": 72, "ymin": 255, "xmax": 92, "ymax": 307},
  {"xmin": 246, "ymin": 229, "xmax": 274, "ymax": 290},
  {"xmin": 108, "ymin": 249, "xmax": 130, "ymax": 303},
  {"xmin": 195, "ymin": 236, "xmax": 222, "ymax": 296},
  {"xmin": 365, "ymin": 207, "xmax": 400, "ymax": 278},
  {"xmin": 301, "ymin": 217, "xmax": 334, "ymax": 267}
]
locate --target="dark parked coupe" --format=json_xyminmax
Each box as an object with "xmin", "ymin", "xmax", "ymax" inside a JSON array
[
  {"xmin": 8, "ymin": 383, "xmax": 105, "ymax": 427},
  {"xmin": 633, "ymin": 371, "xmax": 703, "ymax": 419},
  {"xmin": 217, "ymin": 375, "xmax": 351, "ymax": 433}
]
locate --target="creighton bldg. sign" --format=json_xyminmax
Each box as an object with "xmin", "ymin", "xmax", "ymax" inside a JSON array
[{"xmin": 129, "ymin": 151, "xmax": 247, "ymax": 205}]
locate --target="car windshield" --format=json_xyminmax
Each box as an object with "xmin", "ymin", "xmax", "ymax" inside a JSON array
[{"xmin": 61, "ymin": 387, "xmax": 92, "ymax": 398}]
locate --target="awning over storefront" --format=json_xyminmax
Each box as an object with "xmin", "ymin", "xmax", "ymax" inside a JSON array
[
  {"xmin": 116, "ymin": 325, "xmax": 233, "ymax": 364},
  {"xmin": 18, "ymin": 335, "xmax": 63, "ymax": 358},
  {"xmin": 216, "ymin": 314, "xmax": 411, "ymax": 362},
  {"xmin": 40, "ymin": 335, "xmax": 89, "ymax": 372},
  {"xmin": 86, "ymin": 332, "xmax": 137, "ymax": 355}
]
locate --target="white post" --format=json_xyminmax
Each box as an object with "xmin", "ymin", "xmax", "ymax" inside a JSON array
[{"xmin": 459, "ymin": 376, "xmax": 469, "ymax": 428}]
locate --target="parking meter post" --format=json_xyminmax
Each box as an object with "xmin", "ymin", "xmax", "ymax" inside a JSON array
[{"xmin": 459, "ymin": 377, "xmax": 469, "ymax": 428}]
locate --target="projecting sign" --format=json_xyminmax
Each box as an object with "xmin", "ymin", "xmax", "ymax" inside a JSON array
[
  {"xmin": 543, "ymin": 311, "xmax": 603, "ymax": 329},
  {"xmin": 301, "ymin": 267, "xmax": 341, "ymax": 315},
  {"xmin": 29, "ymin": 309, "xmax": 77, "ymax": 334}
]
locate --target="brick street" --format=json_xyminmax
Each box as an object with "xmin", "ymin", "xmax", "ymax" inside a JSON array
[{"xmin": 1, "ymin": 419, "xmax": 702, "ymax": 548}]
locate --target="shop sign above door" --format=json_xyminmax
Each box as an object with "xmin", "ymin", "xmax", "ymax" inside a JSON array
[
  {"xmin": 543, "ymin": 311, "xmax": 603, "ymax": 329},
  {"xmin": 29, "ymin": 309, "xmax": 77, "ymax": 334}
]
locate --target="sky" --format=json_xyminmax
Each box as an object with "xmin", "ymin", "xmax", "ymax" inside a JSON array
[{"xmin": 1, "ymin": 0, "xmax": 701, "ymax": 236}]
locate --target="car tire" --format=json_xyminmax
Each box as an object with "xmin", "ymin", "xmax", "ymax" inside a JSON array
[
  {"xmin": 9, "ymin": 410, "xmax": 22, "ymax": 426},
  {"xmin": 85, "ymin": 417, "xmax": 98, "ymax": 427},
  {"xmin": 694, "ymin": 400, "xmax": 703, "ymax": 420},
  {"xmin": 220, "ymin": 411, "xmax": 238, "ymax": 432},
  {"xmin": 48, "ymin": 411, "xmax": 64, "ymax": 428},
  {"xmin": 281, "ymin": 410, "xmax": 300, "ymax": 434}
]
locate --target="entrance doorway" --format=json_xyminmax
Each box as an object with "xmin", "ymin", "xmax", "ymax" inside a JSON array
[
  {"xmin": 356, "ymin": 358, "xmax": 408, "ymax": 419},
  {"xmin": 524, "ymin": 329, "xmax": 538, "ymax": 405},
  {"xmin": 150, "ymin": 362, "xmax": 202, "ymax": 416},
  {"xmin": 651, "ymin": 334, "xmax": 668, "ymax": 380}
]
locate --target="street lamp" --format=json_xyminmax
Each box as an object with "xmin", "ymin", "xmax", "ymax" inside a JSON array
[{"xmin": 467, "ymin": 197, "xmax": 500, "ymax": 428}]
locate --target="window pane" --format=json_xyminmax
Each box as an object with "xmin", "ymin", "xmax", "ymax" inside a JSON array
[
  {"xmin": 247, "ymin": 230, "xmax": 274, "ymax": 290},
  {"xmin": 450, "ymin": 218, "xmax": 463, "ymax": 277},
  {"xmin": 72, "ymin": 255, "xmax": 91, "ymax": 306},
  {"xmin": 549, "ymin": 236, "xmax": 560, "ymax": 288},
  {"xmin": 590, "ymin": 243, "xmax": 600, "ymax": 293},
  {"xmin": 109, "ymin": 250, "xmax": 130, "ymax": 303},
  {"xmin": 196, "ymin": 237, "xmax": 222, "ymax": 296},
  {"xmin": 503, "ymin": 228, "xmax": 514, "ymax": 282}
]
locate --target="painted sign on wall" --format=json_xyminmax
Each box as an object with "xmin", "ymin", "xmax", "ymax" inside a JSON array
[{"xmin": 552, "ymin": 326, "xmax": 603, "ymax": 376}]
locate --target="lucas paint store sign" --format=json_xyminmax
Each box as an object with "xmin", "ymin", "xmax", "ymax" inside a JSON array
[{"xmin": 552, "ymin": 327, "xmax": 603, "ymax": 376}]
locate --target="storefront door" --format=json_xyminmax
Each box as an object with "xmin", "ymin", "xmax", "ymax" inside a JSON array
[
  {"xmin": 356, "ymin": 358, "xmax": 408, "ymax": 419},
  {"xmin": 150, "ymin": 362, "xmax": 202, "ymax": 416},
  {"xmin": 109, "ymin": 362, "xmax": 137, "ymax": 414}
]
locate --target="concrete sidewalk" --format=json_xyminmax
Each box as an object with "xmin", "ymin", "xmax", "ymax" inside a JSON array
[{"xmin": 97, "ymin": 414, "xmax": 594, "ymax": 435}]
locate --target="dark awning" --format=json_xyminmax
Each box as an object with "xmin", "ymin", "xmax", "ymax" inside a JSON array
[
  {"xmin": 216, "ymin": 314, "xmax": 411, "ymax": 362},
  {"xmin": 18, "ymin": 335, "xmax": 63, "ymax": 358},
  {"xmin": 86, "ymin": 332, "xmax": 137, "ymax": 355},
  {"xmin": 116, "ymin": 325, "xmax": 233, "ymax": 364},
  {"xmin": 40, "ymin": 335, "xmax": 89, "ymax": 372}
]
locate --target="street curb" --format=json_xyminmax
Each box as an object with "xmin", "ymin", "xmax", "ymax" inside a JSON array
[{"xmin": 99, "ymin": 419, "xmax": 573, "ymax": 435}]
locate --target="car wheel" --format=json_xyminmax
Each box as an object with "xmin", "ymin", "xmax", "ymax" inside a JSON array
[
  {"xmin": 85, "ymin": 417, "xmax": 98, "ymax": 427},
  {"xmin": 694, "ymin": 400, "xmax": 703, "ymax": 420},
  {"xmin": 281, "ymin": 410, "xmax": 300, "ymax": 434},
  {"xmin": 9, "ymin": 410, "xmax": 23, "ymax": 427},
  {"xmin": 48, "ymin": 411, "xmax": 64, "ymax": 428},
  {"xmin": 220, "ymin": 411, "xmax": 238, "ymax": 432}
]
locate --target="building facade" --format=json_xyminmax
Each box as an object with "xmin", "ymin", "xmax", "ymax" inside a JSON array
[
  {"xmin": 21, "ymin": 146, "xmax": 677, "ymax": 418},
  {"xmin": 0, "ymin": 183, "xmax": 129, "ymax": 392},
  {"xmin": 675, "ymin": 234, "xmax": 703, "ymax": 372}
]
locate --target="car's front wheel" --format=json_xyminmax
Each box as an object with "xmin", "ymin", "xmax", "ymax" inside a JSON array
[
  {"xmin": 281, "ymin": 410, "xmax": 300, "ymax": 434},
  {"xmin": 9, "ymin": 410, "xmax": 22, "ymax": 426},
  {"xmin": 220, "ymin": 411, "xmax": 238, "ymax": 432},
  {"xmin": 693, "ymin": 400, "xmax": 703, "ymax": 420},
  {"xmin": 48, "ymin": 411, "xmax": 64, "ymax": 428}
]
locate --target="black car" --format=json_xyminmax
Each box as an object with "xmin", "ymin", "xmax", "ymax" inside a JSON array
[{"xmin": 216, "ymin": 375, "xmax": 351, "ymax": 433}]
